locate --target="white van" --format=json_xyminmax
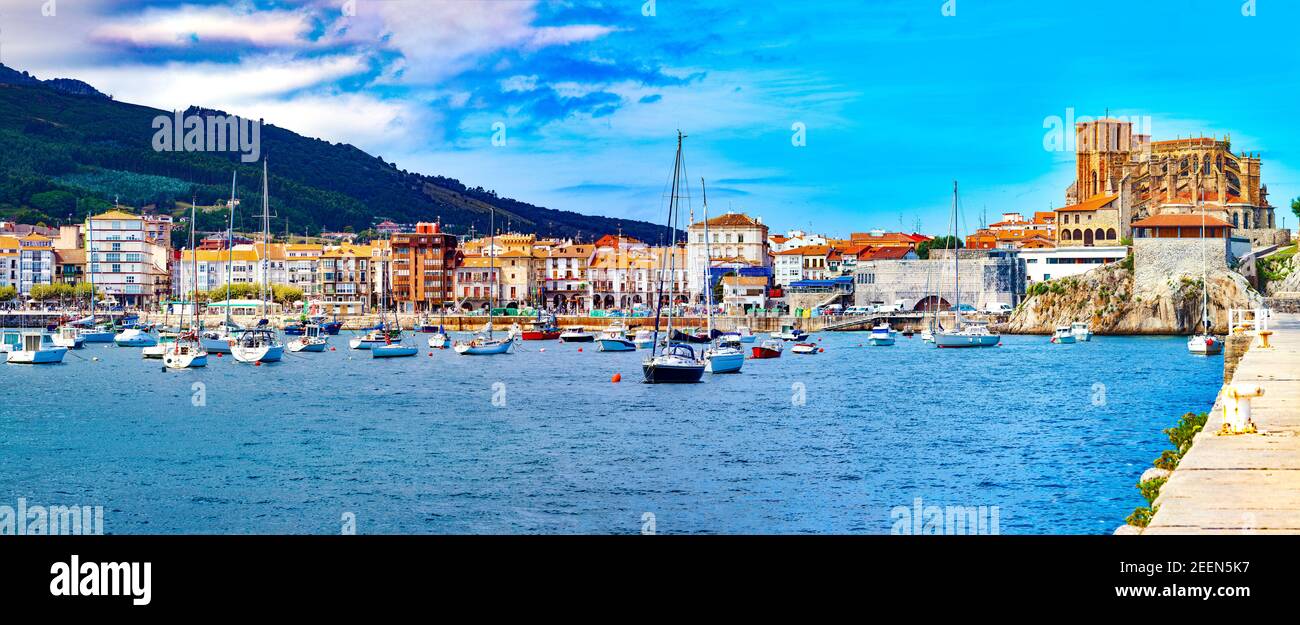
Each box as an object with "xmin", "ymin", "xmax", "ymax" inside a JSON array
[{"xmin": 983, "ymin": 302, "xmax": 1014, "ymax": 314}]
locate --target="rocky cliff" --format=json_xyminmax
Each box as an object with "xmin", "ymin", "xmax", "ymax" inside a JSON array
[{"xmin": 1000, "ymin": 260, "xmax": 1262, "ymax": 335}]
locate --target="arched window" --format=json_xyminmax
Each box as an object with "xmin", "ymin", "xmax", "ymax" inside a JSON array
[
  {"xmin": 1106, "ymin": 228, "xmax": 1116, "ymax": 240},
  {"xmin": 1082, "ymin": 229, "xmax": 1093, "ymax": 246},
  {"xmin": 1095, "ymin": 228, "xmax": 1105, "ymax": 242},
  {"xmin": 1062, "ymin": 230, "xmax": 1073, "ymax": 241},
  {"xmin": 1243, "ymin": 211, "xmax": 1251, "ymax": 229},
  {"xmin": 1074, "ymin": 228, "xmax": 1084, "ymax": 242}
]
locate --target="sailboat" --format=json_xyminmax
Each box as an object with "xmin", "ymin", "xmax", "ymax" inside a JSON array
[
  {"xmin": 372, "ymin": 237, "xmax": 418, "ymax": 358},
  {"xmin": 934, "ymin": 181, "xmax": 1000, "ymax": 348},
  {"xmin": 230, "ymin": 159, "xmax": 285, "ymax": 363},
  {"xmin": 642, "ymin": 132, "xmax": 705, "ymax": 383},
  {"xmin": 455, "ymin": 208, "xmax": 514, "ymax": 355},
  {"xmin": 1188, "ymin": 196, "xmax": 1223, "ymax": 356},
  {"xmin": 163, "ymin": 200, "xmax": 209, "ymax": 369},
  {"xmin": 201, "ymin": 172, "xmax": 242, "ymax": 354},
  {"xmin": 699, "ymin": 178, "xmax": 743, "ymax": 374}
]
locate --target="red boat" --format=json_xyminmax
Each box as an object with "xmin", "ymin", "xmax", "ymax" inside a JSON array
[
  {"xmin": 521, "ymin": 318, "xmax": 561, "ymax": 340},
  {"xmin": 751, "ymin": 340, "xmax": 782, "ymax": 359}
]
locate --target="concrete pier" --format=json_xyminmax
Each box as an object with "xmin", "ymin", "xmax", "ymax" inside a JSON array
[{"xmin": 1144, "ymin": 313, "xmax": 1300, "ymax": 534}]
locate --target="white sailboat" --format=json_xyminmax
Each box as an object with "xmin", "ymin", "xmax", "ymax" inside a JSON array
[
  {"xmin": 1188, "ymin": 196, "xmax": 1223, "ymax": 356},
  {"xmin": 455, "ymin": 208, "xmax": 514, "ymax": 356},
  {"xmin": 699, "ymin": 179, "xmax": 743, "ymax": 374},
  {"xmin": 934, "ymin": 181, "xmax": 1000, "ymax": 349},
  {"xmin": 164, "ymin": 199, "xmax": 209, "ymax": 369},
  {"xmin": 201, "ymin": 172, "xmax": 242, "ymax": 355},
  {"xmin": 642, "ymin": 131, "xmax": 705, "ymax": 383},
  {"xmin": 231, "ymin": 160, "xmax": 285, "ymax": 364},
  {"xmin": 372, "ymin": 237, "xmax": 418, "ymax": 359}
]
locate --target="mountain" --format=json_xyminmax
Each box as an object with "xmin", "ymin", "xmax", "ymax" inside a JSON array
[{"xmin": 0, "ymin": 64, "xmax": 676, "ymax": 245}]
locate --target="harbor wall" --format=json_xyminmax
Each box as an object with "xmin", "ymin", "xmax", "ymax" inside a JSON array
[
  {"xmin": 852, "ymin": 257, "xmax": 1026, "ymax": 311},
  {"xmin": 1133, "ymin": 238, "xmax": 1227, "ymax": 293},
  {"xmin": 134, "ymin": 312, "xmax": 833, "ymax": 334}
]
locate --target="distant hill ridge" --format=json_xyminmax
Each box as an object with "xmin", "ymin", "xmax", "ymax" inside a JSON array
[{"xmin": 0, "ymin": 63, "xmax": 675, "ymax": 245}]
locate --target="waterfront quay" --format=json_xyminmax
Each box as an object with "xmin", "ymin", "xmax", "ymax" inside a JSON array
[{"xmin": 1145, "ymin": 313, "xmax": 1300, "ymax": 534}]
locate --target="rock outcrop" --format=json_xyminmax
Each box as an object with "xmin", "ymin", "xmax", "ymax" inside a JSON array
[{"xmin": 1000, "ymin": 260, "xmax": 1262, "ymax": 335}]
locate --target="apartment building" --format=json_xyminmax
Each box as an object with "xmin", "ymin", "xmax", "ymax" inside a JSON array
[{"xmin": 389, "ymin": 222, "xmax": 459, "ymax": 313}]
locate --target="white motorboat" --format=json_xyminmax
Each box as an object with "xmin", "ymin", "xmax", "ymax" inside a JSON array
[
  {"xmin": 3, "ymin": 331, "xmax": 68, "ymax": 364},
  {"xmin": 772, "ymin": 324, "xmax": 808, "ymax": 341},
  {"xmin": 632, "ymin": 329, "xmax": 655, "ymax": 349},
  {"xmin": 735, "ymin": 326, "xmax": 756, "ymax": 343},
  {"xmin": 349, "ymin": 328, "xmax": 392, "ymax": 350},
  {"xmin": 114, "ymin": 327, "xmax": 157, "ymax": 348},
  {"xmin": 867, "ymin": 323, "xmax": 895, "ymax": 346},
  {"xmin": 51, "ymin": 325, "xmax": 85, "ymax": 349},
  {"xmin": 559, "ymin": 327, "xmax": 595, "ymax": 343},
  {"xmin": 426, "ymin": 331, "xmax": 450, "ymax": 349},
  {"xmin": 230, "ymin": 327, "xmax": 285, "ymax": 363},
  {"xmin": 288, "ymin": 324, "xmax": 329, "ymax": 353},
  {"xmin": 596, "ymin": 325, "xmax": 637, "ymax": 352},
  {"xmin": 1051, "ymin": 326, "xmax": 1077, "ymax": 344},
  {"xmin": 790, "ymin": 342, "xmax": 819, "ymax": 354},
  {"xmin": 454, "ymin": 335, "xmax": 514, "ymax": 355},
  {"xmin": 1070, "ymin": 322, "xmax": 1092, "ymax": 342}
]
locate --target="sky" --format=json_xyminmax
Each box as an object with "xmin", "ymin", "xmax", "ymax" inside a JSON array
[{"xmin": 1, "ymin": 0, "xmax": 1297, "ymax": 236}]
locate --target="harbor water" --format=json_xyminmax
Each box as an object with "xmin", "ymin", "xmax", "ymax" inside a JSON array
[{"xmin": 0, "ymin": 331, "xmax": 1221, "ymax": 534}]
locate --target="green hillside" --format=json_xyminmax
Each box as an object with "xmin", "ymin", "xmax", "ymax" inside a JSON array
[{"xmin": 0, "ymin": 64, "xmax": 676, "ymax": 245}]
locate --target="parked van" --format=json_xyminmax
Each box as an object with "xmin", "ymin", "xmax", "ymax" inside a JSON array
[{"xmin": 983, "ymin": 302, "xmax": 1014, "ymax": 314}]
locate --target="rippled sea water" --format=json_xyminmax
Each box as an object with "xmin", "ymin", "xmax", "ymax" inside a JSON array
[{"xmin": 0, "ymin": 331, "xmax": 1222, "ymax": 534}]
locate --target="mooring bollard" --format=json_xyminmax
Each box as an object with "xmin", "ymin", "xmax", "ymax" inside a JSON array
[
  {"xmin": 1258, "ymin": 330, "xmax": 1273, "ymax": 349},
  {"xmin": 1222, "ymin": 384, "xmax": 1264, "ymax": 434}
]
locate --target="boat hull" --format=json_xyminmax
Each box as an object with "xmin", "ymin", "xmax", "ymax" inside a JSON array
[
  {"xmin": 80, "ymin": 331, "xmax": 115, "ymax": 343},
  {"xmin": 163, "ymin": 352, "xmax": 208, "ymax": 369},
  {"xmin": 641, "ymin": 362, "xmax": 704, "ymax": 383},
  {"xmin": 521, "ymin": 331, "xmax": 561, "ymax": 340},
  {"xmin": 791, "ymin": 343, "xmax": 818, "ymax": 354},
  {"xmin": 52, "ymin": 335, "xmax": 84, "ymax": 349},
  {"xmin": 427, "ymin": 334, "xmax": 449, "ymax": 349},
  {"xmin": 454, "ymin": 340, "xmax": 513, "ymax": 355},
  {"xmin": 349, "ymin": 338, "xmax": 385, "ymax": 350},
  {"xmin": 559, "ymin": 334, "xmax": 594, "ymax": 343},
  {"xmin": 288, "ymin": 339, "xmax": 328, "ymax": 353},
  {"xmin": 141, "ymin": 344, "xmax": 171, "ymax": 358},
  {"xmin": 1051, "ymin": 335, "xmax": 1077, "ymax": 344},
  {"xmin": 200, "ymin": 336, "xmax": 232, "ymax": 354},
  {"xmin": 934, "ymin": 333, "xmax": 1000, "ymax": 348},
  {"xmin": 114, "ymin": 334, "xmax": 157, "ymax": 348},
  {"xmin": 867, "ymin": 336, "xmax": 895, "ymax": 346},
  {"xmin": 1188, "ymin": 335, "xmax": 1223, "ymax": 355},
  {"xmin": 232, "ymin": 344, "xmax": 284, "ymax": 363},
  {"xmin": 705, "ymin": 351, "xmax": 745, "ymax": 373},
  {"xmin": 5, "ymin": 348, "xmax": 67, "ymax": 364},
  {"xmin": 597, "ymin": 338, "xmax": 637, "ymax": 352},
  {"xmin": 751, "ymin": 346, "xmax": 781, "ymax": 359},
  {"xmin": 372, "ymin": 345, "xmax": 418, "ymax": 358}
]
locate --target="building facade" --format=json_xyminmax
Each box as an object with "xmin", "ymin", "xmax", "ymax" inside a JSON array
[
  {"xmin": 85, "ymin": 210, "xmax": 170, "ymax": 308},
  {"xmin": 389, "ymin": 222, "xmax": 459, "ymax": 313}
]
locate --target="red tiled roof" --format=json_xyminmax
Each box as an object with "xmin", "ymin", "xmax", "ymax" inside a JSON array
[
  {"xmin": 1057, "ymin": 194, "xmax": 1119, "ymax": 213},
  {"xmin": 775, "ymin": 245, "xmax": 832, "ymax": 256}
]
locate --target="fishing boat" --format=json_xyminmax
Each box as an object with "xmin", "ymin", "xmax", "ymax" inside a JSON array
[
  {"xmin": 933, "ymin": 181, "xmax": 1000, "ymax": 349},
  {"xmin": 642, "ymin": 131, "xmax": 704, "ymax": 384},
  {"xmin": 1051, "ymin": 325, "xmax": 1077, "ymax": 344},
  {"xmin": 288, "ymin": 323, "xmax": 329, "ymax": 353},
  {"xmin": 559, "ymin": 327, "xmax": 595, "ymax": 342},
  {"xmin": 51, "ymin": 325, "xmax": 85, "ymax": 349},
  {"xmin": 867, "ymin": 323, "xmax": 896, "ymax": 346},
  {"xmin": 114, "ymin": 327, "xmax": 157, "ymax": 347},
  {"xmin": 751, "ymin": 340, "xmax": 782, "ymax": 359},
  {"xmin": 596, "ymin": 323, "xmax": 636, "ymax": 351},
  {"xmin": 229, "ymin": 160, "xmax": 286, "ymax": 363},
  {"xmin": 698, "ymin": 178, "xmax": 744, "ymax": 374},
  {"xmin": 455, "ymin": 209, "xmax": 514, "ymax": 356},
  {"xmin": 1070, "ymin": 322, "xmax": 1092, "ymax": 342},
  {"xmin": 3, "ymin": 331, "xmax": 67, "ymax": 364},
  {"xmin": 142, "ymin": 331, "xmax": 178, "ymax": 358},
  {"xmin": 163, "ymin": 200, "xmax": 210, "ymax": 370},
  {"xmin": 521, "ymin": 314, "xmax": 562, "ymax": 340},
  {"xmin": 771, "ymin": 324, "xmax": 807, "ymax": 341},
  {"xmin": 1187, "ymin": 196, "xmax": 1223, "ymax": 356},
  {"xmin": 791, "ymin": 342, "xmax": 819, "ymax": 355}
]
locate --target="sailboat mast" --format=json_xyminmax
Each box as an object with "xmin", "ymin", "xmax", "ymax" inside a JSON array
[
  {"xmin": 650, "ymin": 133, "xmax": 683, "ymax": 357},
  {"xmin": 261, "ymin": 159, "xmax": 269, "ymax": 319},
  {"xmin": 951, "ymin": 180, "xmax": 961, "ymax": 320},
  {"xmin": 1200, "ymin": 194, "xmax": 1209, "ymax": 333},
  {"xmin": 190, "ymin": 198, "xmax": 198, "ymax": 332},
  {"xmin": 86, "ymin": 200, "xmax": 94, "ymax": 319},
  {"xmin": 225, "ymin": 171, "xmax": 236, "ymax": 326},
  {"xmin": 701, "ymin": 178, "xmax": 713, "ymax": 336},
  {"xmin": 488, "ymin": 208, "xmax": 495, "ymax": 338}
]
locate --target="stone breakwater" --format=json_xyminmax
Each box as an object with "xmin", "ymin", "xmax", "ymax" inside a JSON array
[
  {"xmin": 138, "ymin": 313, "xmax": 827, "ymax": 334},
  {"xmin": 999, "ymin": 262, "xmax": 1261, "ymax": 335}
]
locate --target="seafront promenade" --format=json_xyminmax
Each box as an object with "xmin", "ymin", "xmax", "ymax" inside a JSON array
[{"xmin": 1145, "ymin": 312, "xmax": 1300, "ymax": 534}]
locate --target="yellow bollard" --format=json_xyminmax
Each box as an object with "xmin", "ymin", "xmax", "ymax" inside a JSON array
[
  {"xmin": 1221, "ymin": 383, "xmax": 1263, "ymax": 435},
  {"xmin": 1259, "ymin": 330, "xmax": 1273, "ymax": 349}
]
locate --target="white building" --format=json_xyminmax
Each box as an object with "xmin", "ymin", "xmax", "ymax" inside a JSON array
[
  {"xmin": 773, "ymin": 245, "xmax": 832, "ymax": 286},
  {"xmin": 86, "ymin": 210, "xmax": 170, "ymax": 308},
  {"xmin": 17, "ymin": 233, "xmax": 55, "ymax": 295},
  {"xmin": 686, "ymin": 212, "xmax": 770, "ymax": 299},
  {"xmin": 1019, "ymin": 245, "xmax": 1129, "ymax": 283}
]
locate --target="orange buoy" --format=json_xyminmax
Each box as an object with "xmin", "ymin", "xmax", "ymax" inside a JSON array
[
  {"xmin": 612, "ymin": 373, "xmax": 622, "ymax": 383},
  {"xmin": 818, "ymin": 348, "xmax": 825, "ymax": 353},
  {"xmin": 578, "ymin": 347, "xmax": 583, "ymax": 352},
  {"xmin": 216, "ymin": 353, "xmax": 222, "ymax": 358},
  {"xmin": 254, "ymin": 361, "xmax": 262, "ymax": 366},
  {"xmin": 330, "ymin": 347, "xmax": 336, "ymax": 351},
  {"xmin": 428, "ymin": 352, "xmax": 433, "ymax": 357}
]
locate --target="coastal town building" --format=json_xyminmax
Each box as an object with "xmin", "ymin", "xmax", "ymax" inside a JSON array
[
  {"xmin": 454, "ymin": 256, "xmax": 500, "ymax": 310},
  {"xmin": 285, "ymin": 244, "xmax": 323, "ymax": 294},
  {"xmin": 686, "ymin": 212, "xmax": 771, "ymax": 298},
  {"xmin": 719, "ymin": 275, "xmax": 769, "ymax": 313},
  {"xmin": 853, "ymin": 250, "xmax": 1025, "ymax": 311},
  {"xmin": 966, "ymin": 212, "xmax": 1057, "ymax": 249},
  {"xmin": 544, "ymin": 242, "xmax": 594, "ymax": 312},
  {"xmin": 389, "ymin": 222, "xmax": 459, "ymax": 313},
  {"xmin": 1055, "ymin": 193, "xmax": 1124, "ymax": 247},
  {"xmin": 1020, "ymin": 246, "xmax": 1128, "ymax": 284},
  {"xmin": 85, "ymin": 210, "xmax": 171, "ymax": 308},
  {"xmin": 1131, "ymin": 214, "xmax": 1234, "ymax": 290},
  {"xmin": 316, "ymin": 244, "xmax": 373, "ymax": 315}
]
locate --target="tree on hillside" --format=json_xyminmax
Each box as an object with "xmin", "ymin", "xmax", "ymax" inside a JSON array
[
  {"xmin": 1291, "ymin": 197, "xmax": 1298, "ymax": 225},
  {"xmin": 917, "ymin": 236, "xmax": 964, "ymax": 260}
]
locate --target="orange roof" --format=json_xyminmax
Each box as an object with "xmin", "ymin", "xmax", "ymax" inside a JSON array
[
  {"xmin": 693, "ymin": 213, "xmax": 764, "ymax": 228},
  {"xmin": 1057, "ymin": 194, "xmax": 1119, "ymax": 213},
  {"xmin": 769, "ymin": 235, "xmax": 789, "ymax": 244},
  {"xmin": 775, "ymin": 245, "xmax": 831, "ymax": 256},
  {"xmin": 864, "ymin": 247, "xmax": 914, "ymax": 260},
  {"xmin": 1131, "ymin": 214, "xmax": 1233, "ymax": 229}
]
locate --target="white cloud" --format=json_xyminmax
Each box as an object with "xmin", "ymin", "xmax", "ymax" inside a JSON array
[{"xmin": 90, "ymin": 4, "xmax": 312, "ymax": 47}]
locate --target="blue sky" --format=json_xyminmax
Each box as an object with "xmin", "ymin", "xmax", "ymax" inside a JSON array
[{"xmin": 2, "ymin": 0, "xmax": 1297, "ymax": 235}]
